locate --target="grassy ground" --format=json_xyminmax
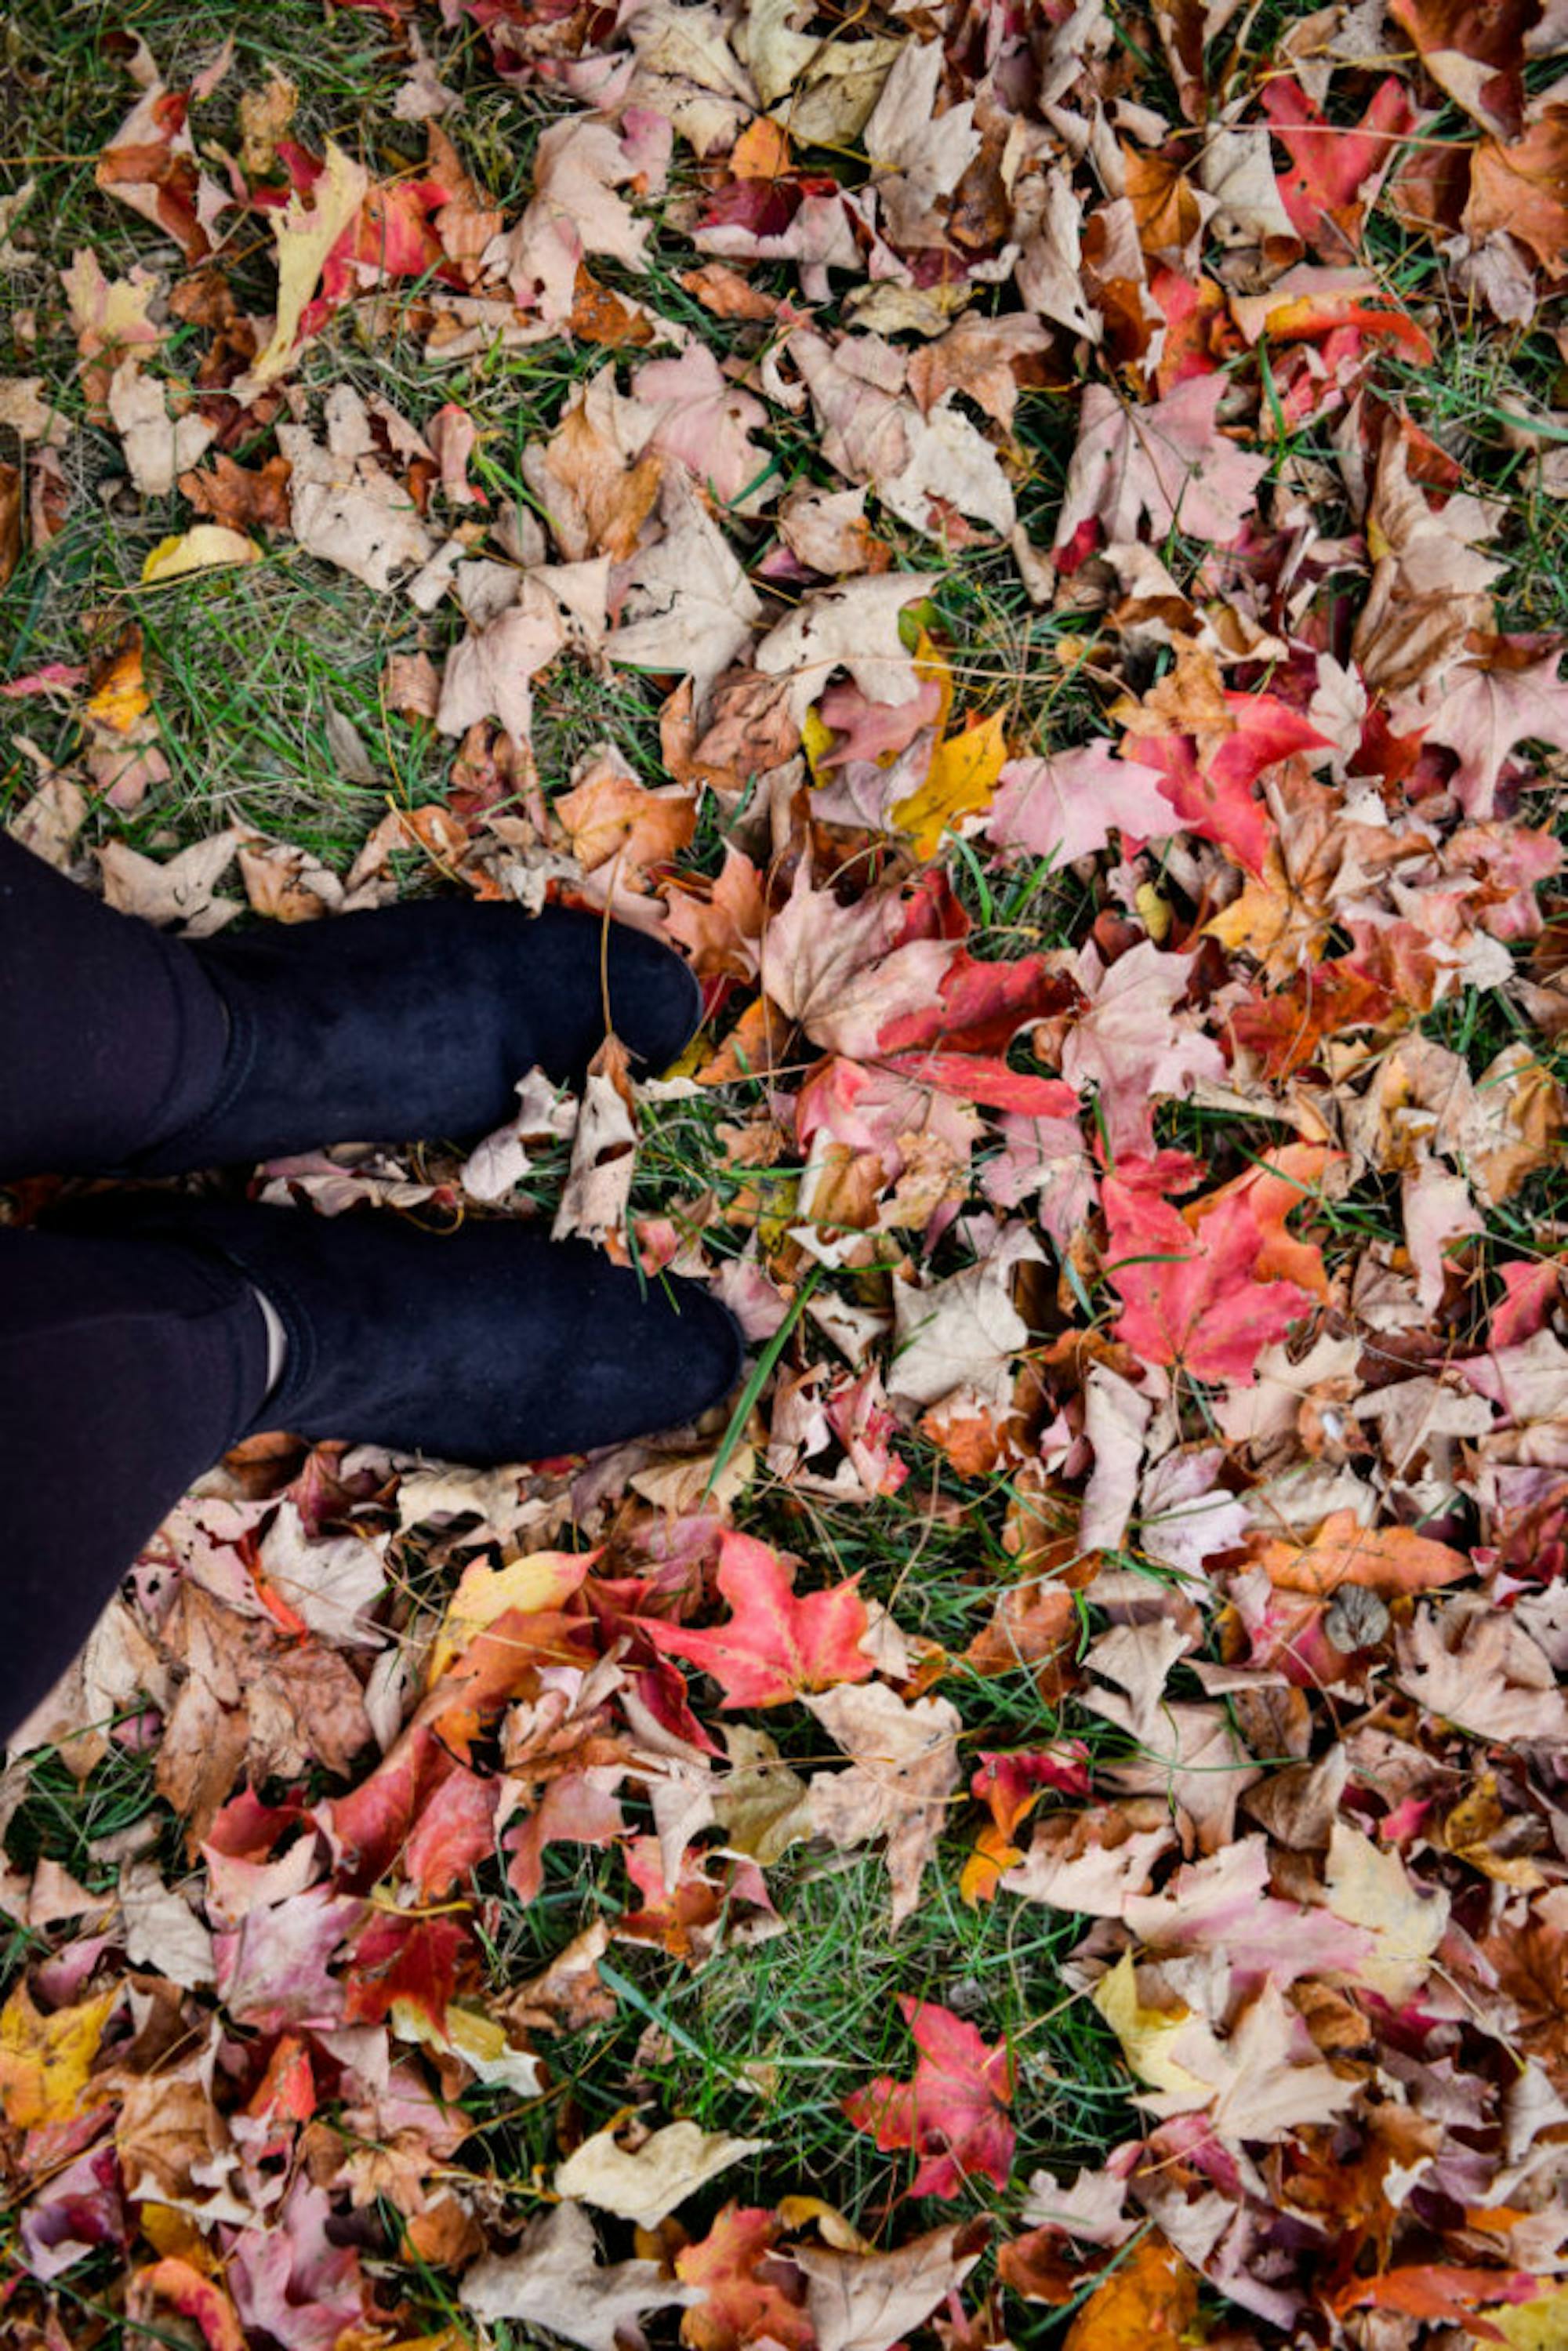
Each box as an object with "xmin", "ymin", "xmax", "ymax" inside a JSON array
[{"xmin": 2, "ymin": 1, "xmax": 1566, "ymax": 2340}]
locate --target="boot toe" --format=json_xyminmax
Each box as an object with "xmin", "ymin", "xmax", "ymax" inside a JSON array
[{"xmin": 604, "ymin": 929, "xmax": 704, "ymax": 1075}]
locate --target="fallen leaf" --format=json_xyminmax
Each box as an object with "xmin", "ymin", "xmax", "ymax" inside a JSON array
[
  {"xmin": 793, "ymin": 2223, "xmax": 985, "ymax": 2351},
  {"xmin": 1063, "ymin": 2233, "xmax": 1200, "ymax": 2351},
  {"xmin": 240, "ymin": 142, "xmax": 371, "ymax": 392},
  {"xmin": 806, "ymin": 1683, "xmax": 962, "ymax": 1929},
  {"xmin": 844, "ymin": 1996, "xmax": 1016, "ymax": 2197},
  {"xmin": 1054, "ymin": 376, "xmax": 1267, "ymax": 555},
  {"xmin": 677, "ymin": 2204, "xmax": 815, "ymax": 2351},
  {"xmin": 1253, "ymin": 1510, "xmax": 1471, "ymax": 1597},
  {"xmin": 460, "ymin": 2199, "xmax": 702, "ymax": 2349},
  {"xmin": 556, "ymin": 2119, "xmax": 767, "ymax": 2229},
  {"xmin": 643, "ymin": 1530, "xmax": 873, "ymax": 1708},
  {"xmin": 0, "ymin": 1981, "xmax": 118, "ymax": 2128},
  {"xmin": 140, "ymin": 523, "xmax": 261, "ymax": 582}
]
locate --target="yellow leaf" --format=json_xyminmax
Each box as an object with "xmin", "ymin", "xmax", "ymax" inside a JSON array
[
  {"xmin": 140, "ymin": 2204, "xmax": 218, "ymax": 2266},
  {"xmin": 892, "ymin": 710, "xmax": 1008, "ymax": 858},
  {"xmin": 913, "ymin": 626, "xmax": 954, "ymax": 737},
  {"xmin": 86, "ymin": 637, "xmax": 151, "ymax": 733},
  {"xmin": 1486, "ymin": 2284, "xmax": 1568, "ymax": 2351},
  {"xmin": 1135, "ymin": 881, "xmax": 1172, "ymax": 943},
  {"xmin": 427, "ymin": 1549, "xmax": 593, "ymax": 1684},
  {"xmin": 801, "ymin": 702, "xmax": 837, "ymax": 783},
  {"xmin": 0, "ymin": 1980, "xmax": 118, "ymax": 2128},
  {"xmin": 141, "ymin": 525, "xmax": 262, "ymax": 584},
  {"xmin": 242, "ymin": 141, "xmax": 369, "ymax": 392},
  {"xmin": 1090, "ymin": 1952, "xmax": 1214, "ymax": 2106},
  {"xmin": 776, "ymin": 2194, "xmax": 872, "ymax": 2251}
]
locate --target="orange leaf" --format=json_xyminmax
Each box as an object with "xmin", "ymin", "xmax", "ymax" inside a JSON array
[
  {"xmin": 731, "ymin": 118, "xmax": 791, "ymax": 181},
  {"xmin": 641, "ymin": 1529, "xmax": 873, "ymax": 1709},
  {"xmin": 1064, "ymin": 2235, "xmax": 1200, "ymax": 2351},
  {"xmin": 677, "ymin": 2203, "xmax": 814, "ymax": 2351},
  {"xmin": 1254, "ymin": 1508, "xmax": 1471, "ymax": 1597},
  {"xmin": 1335, "ymin": 2265, "xmax": 1539, "ymax": 2337}
]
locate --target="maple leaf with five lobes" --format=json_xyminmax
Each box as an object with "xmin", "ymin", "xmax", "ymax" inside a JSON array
[
  {"xmin": 1398, "ymin": 648, "xmax": 1568, "ymax": 821},
  {"xmin": 1054, "ymin": 375, "xmax": 1269, "ymax": 557},
  {"xmin": 1061, "ymin": 941, "xmax": 1225, "ymax": 1159},
  {"xmin": 844, "ymin": 1996, "xmax": 1017, "ymax": 2197},
  {"xmin": 1102, "ymin": 1171, "xmax": 1315, "ymax": 1387},
  {"xmin": 641, "ymin": 1529, "xmax": 873, "ymax": 1708},
  {"xmin": 985, "ymin": 741, "xmax": 1176, "ymax": 866}
]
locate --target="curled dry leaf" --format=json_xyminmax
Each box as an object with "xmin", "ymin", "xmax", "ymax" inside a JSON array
[{"xmin": 554, "ymin": 2118, "xmax": 768, "ymax": 2229}]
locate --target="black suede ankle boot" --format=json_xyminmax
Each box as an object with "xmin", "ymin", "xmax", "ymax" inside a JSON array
[
  {"xmin": 47, "ymin": 1197, "xmax": 745, "ymax": 1464},
  {"xmin": 140, "ymin": 901, "xmax": 702, "ymax": 1177},
  {"xmin": 1, "ymin": 837, "xmax": 702, "ymax": 1181}
]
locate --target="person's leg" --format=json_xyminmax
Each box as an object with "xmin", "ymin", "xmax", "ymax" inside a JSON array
[
  {"xmin": 0, "ymin": 1201, "xmax": 742, "ymax": 1740},
  {"xmin": 0, "ymin": 1223, "xmax": 270, "ymax": 1733},
  {"xmin": 0, "ymin": 834, "xmax": 230, "ymax": 1180},
  {"xmin": 0, "ymin": 836, "xmax": 702, "ymax": 1181}
]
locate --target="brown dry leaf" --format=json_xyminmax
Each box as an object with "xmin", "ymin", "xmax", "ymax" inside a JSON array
[
  {"xmin": 110, "ymin": 354, "xmax": 215, "ymax": 498},
  {"xmin": 495, "ymin": 116, "xmax": 666, "ymax": 325},
  {"xmin": 238, "ymin": 837, "xmax": 344, "ymax": 923},
  {"xmin": 553, "ymin": 1034, "xmax": 640, "ymax": 1246},
  {"xmin": 436, "ymin": 578, "xmax": 568, "ymax": 746},
  {"xmin": 500, "ymin": 1920, "xmax": 619, "ymax": 2034},
  {"xmin": 609, "ymin": 475, "xmax": 763, "ymax": 701},
  {"xmin": 1093, "ymin": 1954, "xmax": 1357, "ymax": 2142},
  {"xmin": 1396, "ymin": 1599, "xmax": 1568, "ymax": 1743},
  {"xmin": 238, "ymin": 68, "xmax": 298, "ymax": 176},
  {"xmin": 154, "ymin": 1582, "xmax": 372, "ymax": 1847},
  {"xmin": 906, "ymin": 313, "xmax": 1052, "ymax": 430},
  {"xmin": 277, "ymin": 408, "xmax": 436, "ymax": 593},
  {"xmin": 460, "ymin": 2199, "xmax": 702, "ymax": 2349},
  {"xmin": 1323, "ymin": 1822, "xmax": 1451, "ymax": 2005},
  {"xmin": 1054, "ymin": 376, "xmax": 1267, "ymax": 553},
  {"xmin": 524, "ymin": 374, "xmax": 666, "ymax": 563},
  {"xmin": 557, "ymin": 752, "xmax": 697, "ymax": 880},
  {"xmin": 97, "ymin": 829, "xmax": 251, "ymax": 935},
  {"xmin": 887, "ymin": 1231, "xmax": 1044, "ymax": 1417},
  {"xmin": 1352, "ymin": 421, "xmax": 1504, "ymax": 694},
  {"xmin": 681, "ymin": 260, "xmax": 781, "ymax": 321},
  {"xmin": 180, "ymin": 451, "xmax": 293, "ymax": 535},
  {"xmin": 805, "ymin": 1683, "xmax": 961, "ymax": 1928},
  {"xmin": 114, "ymin": 2073, "xmax": 231, "ymax": 2204},
  {"xmin": 0, "ymin": 459, "xmax": 19, "ymax": 591},
  {"xmin": 754, "ymin": 573, "xmax": 940, "ymax": 723},
  {"xmin": 1464, "ymin": 107, "xmax": 1568, "ymax": 271},
  {"xmin": 793, "ymin": 2223, "xmax": 985, "ymax": 2351},
  {"xmin": 1002, "ymin": 1808, "xmax": 1178, "ymax": 1916}
]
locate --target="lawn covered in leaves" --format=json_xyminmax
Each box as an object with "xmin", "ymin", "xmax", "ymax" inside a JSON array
[{"xmin": 2, "ymin": 0, "xmax": 1568, "ymax": 2345}]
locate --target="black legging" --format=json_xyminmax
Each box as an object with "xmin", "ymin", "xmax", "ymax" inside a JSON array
[{"xmin": 0, "ymin": 836, "xmax": 266, "ymax": 1732}]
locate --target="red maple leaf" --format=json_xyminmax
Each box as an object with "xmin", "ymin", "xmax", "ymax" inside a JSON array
[
  {"xmin": 343, "ymin": 1913, "xmax": 470, "ymax": 2034},
  {"xmin": 877, "ymin": 951, "xmax": 1080, "ymax": 1058},
  {"xmin": 641, "ymin": 1530, "xmax": 873, "ymax": 1709},
  {"xmin": 402, "ymin": 1761, "xmax": 501, "ymax": 1903},
  {"xmin": 1102, "ymin": 1170, "xmax": 1314, "ymax": 1385},
  {"xmin": 1262, "ymin": 76, "xmax": 1417, "ymax": 252},
  {"xmin": 1130, "ymin": 694, "xmax": 1327, "ymax": 876},
  {"xmin": 844, "ymin": 1997, "xmax": 1017, "ymax": 2198}
]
